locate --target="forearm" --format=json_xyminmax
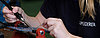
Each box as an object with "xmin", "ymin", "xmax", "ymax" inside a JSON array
[
  {"xmin": 22, "ymin": 11, "xmax": 46, "ymax": 27},
  {"xmin": 62, "ymin": 29, "xmax": 82, "ymax": 38},
  {"xmin": 65, "ymin": 28, "xmax": 82, "ymax": 38},
  {"xmin": 60, "ymin": 26, "xmax": 82, "ymax": 38},
  {"xmin": 70, "ymin": 34, "xmax": 82, "ymax": 38}
]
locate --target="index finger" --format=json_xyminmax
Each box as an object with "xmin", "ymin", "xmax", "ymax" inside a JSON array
[{"xmin": 2, "ymin": 6, "xmax": 12, "ymax": 14}]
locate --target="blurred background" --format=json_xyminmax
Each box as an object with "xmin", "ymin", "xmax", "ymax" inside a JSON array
[
  {"xmin": 20, "ymin": 0, "xmax": 54, "ymax": 38},
  {"xmin": 20, "ymin": 0, "xmax": 43, "ymax": 17}
]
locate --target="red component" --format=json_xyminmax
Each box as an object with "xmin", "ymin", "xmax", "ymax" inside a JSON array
[
  {"xmin": 13, "ymin": 21, "xmax": 28, "ymax": 38},
  {"xmin": 36, "ymin": 28, "xmax": 46, "ymax": 38},
  {"xmin": 14, "ymin": 21, "xmax": 21, "ymax": 27},
  {"xmin": 12, "ymin": 32, "xmax": 28, "ymax": 38}
]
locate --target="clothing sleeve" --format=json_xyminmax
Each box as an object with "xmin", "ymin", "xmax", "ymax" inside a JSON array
[{"xmin": 40, "ymin": 0, "xmax": 57, "ymax": 18}]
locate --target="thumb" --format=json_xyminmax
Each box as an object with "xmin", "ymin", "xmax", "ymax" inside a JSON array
[{"xmin": 12, "ymin": 7, "xmax": 19, "ymax": 13}]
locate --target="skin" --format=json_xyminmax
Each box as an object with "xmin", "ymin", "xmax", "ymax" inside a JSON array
[{"xmin": 2, "ymin": 6, "xmax": 81, "ymax": 38}]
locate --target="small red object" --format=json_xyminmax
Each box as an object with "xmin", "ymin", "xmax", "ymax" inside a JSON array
[
  {"xmin": 13, "ymin": 21, "xmax": 28, "ymax": 38},
  {"xmin": 14, "ymin": 21, "xmax": 21, "ymax": 27},
  {"xmin": 36, "ymin": 28, "xmax": 46, "ymax": 38}
]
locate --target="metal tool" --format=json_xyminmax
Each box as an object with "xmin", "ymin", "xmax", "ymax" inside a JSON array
[
  {"xmin": 7, "ymin": 26, "xmax": 48, "ymax": 38},
  {"xmin": 7, "ymin": 26, "xmax": 50, "ymax": 33},
  {"xmin": 0, "ymin": 21, "xmax": 50, "ymax": 33}
]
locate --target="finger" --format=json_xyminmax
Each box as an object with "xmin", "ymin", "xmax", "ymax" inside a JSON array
[
  {"xmin": 8, "ymin": 18, "xmax": 17, "ymax": 21},
  {"xmin": 12, "ymin": 7, "xmax": 19, "ymax": 13},
  {"xmin": 18, "ymin": 7, "xmax": 23, "ymax": 14},
  {"xmin": 48, "ymin": 18, "xmax": 59, "ymax": 20},
  {"xmin": 42, "ymin": 19, "xmax": 49, "ymax": 28},
  {"xmin": 48, "ymin": 26, "xmax": 54, "ymax": 31},
  {"xmin": 42, "ymin": 19, "xmax": 47, "ymax": 25},
  {"xmin": 3, "ymin": 6, "xmax": 12, "ymax": 14},
  {"xmin": 43, "ymin": 18, "xmax": 62, "ymax": 28},
  {"xmin": 48, "ymin": 18, "xmax": 62, "ymax": 22},
  {"xmin": 3, "ymin": 14, "xmax": 8, "ymax": 19},
  {"xmin": 5, "ymin": 18, "xmax": 17, "ymax": 23},
  {"xmin": 47, "ymin": 18, "xmax": 63, "ymax": 26},
  {"xmin": 6, "ymin": 14, "xmax": 16, "ymax": 19},
  {"xmin": 49, "ymin": 30, "xmax": 55, "ymax": 37},
  {"xmin": 47, "ymin": 19, "xmax": 56, "ymax": 27},
  {"xmin": 4, "ymin": 14, "xmax": 17, "ymax": 23}
]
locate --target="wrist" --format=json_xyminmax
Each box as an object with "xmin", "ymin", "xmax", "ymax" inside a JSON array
[
  {"xmin": 60, "ymin": 26, "xmax": 81, "ymax": 38},
  {"xmin": 68, "ymin": 33, "xmax": 82, "ymax": 38}
]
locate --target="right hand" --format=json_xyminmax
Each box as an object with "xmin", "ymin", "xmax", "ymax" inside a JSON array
[
  {"xmin": 44, "ymin": 18, "xmax": 81, "ymax": 38},
  {"xmin": 3, "ymin": 6, "xmax": 23, "ymax": 23}
]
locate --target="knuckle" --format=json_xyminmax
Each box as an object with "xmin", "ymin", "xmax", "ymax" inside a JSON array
[
  {"xmin": 3, "ymin": 7, "xmax": 8, "ymax": 12},
  {"xmin": 58, "ymin": 19, "xmax": 62, "ymax": 21}
]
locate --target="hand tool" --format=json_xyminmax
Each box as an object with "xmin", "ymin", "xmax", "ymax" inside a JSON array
[{"xmin": 0, "ymin": 21, "xmax": 50, "ymax": 38}]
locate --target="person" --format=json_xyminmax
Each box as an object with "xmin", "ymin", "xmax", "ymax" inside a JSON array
[
  {"xmin": 0, "ymin": 0, "xmax": 20, "ymax": 38},
  {"xmin": 2, "ymin": 0, "xmax": 99, "ymax": 38}
]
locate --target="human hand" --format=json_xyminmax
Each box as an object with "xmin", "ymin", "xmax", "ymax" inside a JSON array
[
  {"xmin": 2, "ymin": 6, "xmax": 24, "ymax": 23},
  {"xmin": 44, "ymin": 18, "xmax": 71, "ymax": 38}
]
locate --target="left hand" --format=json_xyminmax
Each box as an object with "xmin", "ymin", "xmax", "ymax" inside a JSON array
[{"xmin": 44, "ymin": 18, "xmax": 71, "ymax": 38}]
